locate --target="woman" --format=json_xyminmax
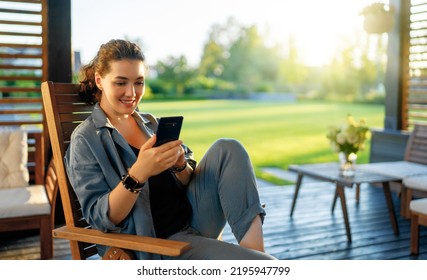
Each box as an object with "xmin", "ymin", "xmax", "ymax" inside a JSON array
[{"xmin": 65, "ymin": 39, "xmax": 275, "ymax": 260}]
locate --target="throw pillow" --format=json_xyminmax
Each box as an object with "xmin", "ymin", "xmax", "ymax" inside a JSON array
[{"xmin": 0, "ymin": 127, "xmax": 29, "ymax": 189}]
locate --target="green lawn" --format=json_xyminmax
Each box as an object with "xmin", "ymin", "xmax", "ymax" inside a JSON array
[{"xmin": 140, "ymin": 99, "xmax": 384, "ymax": 184}]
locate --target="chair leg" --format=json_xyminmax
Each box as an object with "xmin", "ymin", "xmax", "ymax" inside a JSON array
[
  {"xmin": 401, "ymin": 187, "xmax": 413, "ymax": 219},
  {"xmin": 410, "ymin": 213, "xmax": 419, "ymax": 255},
  {"xmin": 40, "ymin": 217, "xmax": 53, "ymax": 260},
  {"xmin": 382, "ymin": 182, "xmax": 399, "ymax": 235}
]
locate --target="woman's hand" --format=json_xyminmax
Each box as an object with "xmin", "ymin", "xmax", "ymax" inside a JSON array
[
  {"xmin": 109, "ymin": 135, "xmax": 193, "ymax": 225},
  {"xmin": 172, "ymin": 145, "xmax": 187, "ymax": 169},
  {"xmin": 128, "ymin": 135, "xmax": 183, "ymax": 182}
]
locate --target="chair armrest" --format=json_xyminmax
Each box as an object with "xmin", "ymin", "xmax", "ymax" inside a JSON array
[{"xmin": 53, "ymin": 225, "xmax": 190, "ymax": 257}]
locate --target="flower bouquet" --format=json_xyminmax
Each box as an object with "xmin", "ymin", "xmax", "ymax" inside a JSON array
[{"xmin": 326, "ymin": 115, "xmax": 370, "ymax": 176}]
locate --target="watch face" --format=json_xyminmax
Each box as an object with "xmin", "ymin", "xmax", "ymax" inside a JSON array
[{"xmin": 123, "ymin": 175, "xmax": 138, "ymax": 190}]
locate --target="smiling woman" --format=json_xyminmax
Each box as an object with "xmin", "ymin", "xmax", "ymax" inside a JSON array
[{"xmin": 64, "ymin": 39, "xmax": 276, "ymax": 260}]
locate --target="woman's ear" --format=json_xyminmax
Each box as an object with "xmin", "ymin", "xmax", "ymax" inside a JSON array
[{"xmin": 94, "ymin": 72, "xmax": 102, "ymax": 90}]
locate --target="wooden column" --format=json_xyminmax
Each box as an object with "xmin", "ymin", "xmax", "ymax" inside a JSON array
[
  {"xmin": 45, "ymin": 0, "xmax": 72, "ymax": 82},
  {"xmin": 384, "ymin": 0, "xmax": 410, "ymax": 130}
]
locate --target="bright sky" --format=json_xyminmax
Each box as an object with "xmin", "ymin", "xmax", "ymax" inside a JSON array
[{"xmin": 71, "ymin": 0, "xmax": 376, "ymax": 67}]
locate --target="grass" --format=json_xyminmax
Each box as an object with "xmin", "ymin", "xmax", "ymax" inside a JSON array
[{"xmin": 140, "ymin": 99, "xmax": 384, "ymax": 184}]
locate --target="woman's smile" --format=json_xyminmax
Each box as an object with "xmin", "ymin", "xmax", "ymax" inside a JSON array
[{"xmin": 120, "ymin": 98, "xmax": 136, "ymax": 105}]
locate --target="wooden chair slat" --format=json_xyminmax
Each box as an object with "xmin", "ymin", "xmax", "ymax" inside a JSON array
[
  {"xmin": 57, "ymin": 106, "xmax": 93, "ymax": 114},
  {"xmin": 59, "ymin": 113, "xmax": 91, "ymax": 122},
  {"xmin": 60, "ymin": 122, "xmax": 82, "ymax": 143},
  {"xmin": 55, "ymin": 94, "xmax": 83, "ymax": 103}
]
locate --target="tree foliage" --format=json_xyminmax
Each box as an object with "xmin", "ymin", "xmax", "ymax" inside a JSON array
[
  {"xmin": 153, "ymin": 55, "xmax": 195, "ymax": 96},
  {"xmin": 149, "ymin": 17, "xmax": 387, "ymax": 103}
]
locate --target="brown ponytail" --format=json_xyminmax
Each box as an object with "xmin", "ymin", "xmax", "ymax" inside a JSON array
[{"xmin": 78, "ymin": 39, "xmax": 146, "ymax": 104}]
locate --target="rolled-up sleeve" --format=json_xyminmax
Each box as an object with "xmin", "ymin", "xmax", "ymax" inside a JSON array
[{"xmin": 65, "ymin": 133, "xmax": 125, "ymax": 232}]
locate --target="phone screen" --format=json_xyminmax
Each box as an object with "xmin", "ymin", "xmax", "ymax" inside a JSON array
[{"xmin": 154, "ymin": 116, "xmax": 183, "ymax": 147}]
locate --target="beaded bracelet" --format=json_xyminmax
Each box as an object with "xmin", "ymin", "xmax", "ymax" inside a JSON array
[{"xmin": 169, "ymin": 161, "xmax": 187, "ymax": 173}]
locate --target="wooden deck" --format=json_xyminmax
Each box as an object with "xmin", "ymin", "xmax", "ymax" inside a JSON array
[{"xmin": 1, "ymin": 169, "xmax": 426, "ymax": 260}]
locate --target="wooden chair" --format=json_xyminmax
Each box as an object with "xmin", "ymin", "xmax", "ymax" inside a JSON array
[
  {"xmin": 409, "ymin": 198, "xmax": 427, "ymax": 255},
  {"xmin": 400, "ymin": 124, "xmax": 427, "ymax": 218},
  {"xmin": 0, "ymin": 131, "xmax": 58, "ymax": 259},
  {"xmin": 404, "ymin": 124, "xmax": 427, "ymax": 165},
  {"xmin": 41, "ymin": 81, "xmax": 190, "ymax": 260},
  {"xmin": 358, "ymin": 124, "xmax": 427, "ymax": 218}
]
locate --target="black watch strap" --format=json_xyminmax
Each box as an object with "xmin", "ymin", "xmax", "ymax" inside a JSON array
[{"xmin": 121, "ymin": 173, "xmax": 144, "ymax": 193}]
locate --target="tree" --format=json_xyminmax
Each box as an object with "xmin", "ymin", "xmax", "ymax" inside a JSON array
[
  {"xmin": 198, "ymin": 17, "xmax": 242, "ymax": 78},
  {"xmin": 221, "ymin": 24, "xmax": 282, "ymax": 93},
  {"xmin": 198, "ymin": 17, "xmax": 285, "ymax": 94},
  {"xmin": 356, "ymin": 35, "xmax": 387, "ymax": 102},
  {"xmin": 199, "ymin": 40, "xmax": 226, "ymax": 78},
  {"xmin": 277, "ymin": 34, "xmax": 308, "ymax": 93},
  {"xmin": 155, "ymin": 55, "xmax": 195, "ymax": 96}
]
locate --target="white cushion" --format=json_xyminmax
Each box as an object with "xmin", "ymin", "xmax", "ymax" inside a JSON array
[
  {"xmin": 358, "ymin": 161, "xmax": 427, "ymax": 179},
  {"xmin": 0, "ymin": 185, "xmax": 50, "ymax": 218},
  {"xmin": 403, "ymin": 174, "xmax": 427, "ymax": 192},
  {"xmin": 410, "ymin": 198, "xmax": 427, "ymax": 215},
  {"xmin": 0, "ymin": 127, "xmax": 29, "ymax": 189}
]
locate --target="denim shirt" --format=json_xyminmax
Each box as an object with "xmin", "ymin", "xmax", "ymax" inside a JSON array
[{"xmin": 64, "ymin": 103, "xmax": 194, "ymax": 259}]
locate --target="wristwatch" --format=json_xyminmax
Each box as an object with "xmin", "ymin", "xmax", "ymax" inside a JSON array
[{"xmin": 121, "ymin": 173, "xmax": 144, "ymax": 193}]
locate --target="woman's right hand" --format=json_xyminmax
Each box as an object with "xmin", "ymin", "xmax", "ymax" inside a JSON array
[
  {"xmin": 127, "ymin": 135, "xmax": 183, "ymax": 183},
  {"xmin": 109, "ymin": 135, "xmax": 184, "ymax": 225}
]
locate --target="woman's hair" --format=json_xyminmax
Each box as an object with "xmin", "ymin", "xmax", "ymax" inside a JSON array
[{"xmin": 79, "ymin": 39, "xmax": 146, "ymax": 104}]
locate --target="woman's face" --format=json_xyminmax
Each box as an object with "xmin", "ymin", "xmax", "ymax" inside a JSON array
[{"xmin": 95, "ymin": 59, "xmax": 146, "ymax": 119}]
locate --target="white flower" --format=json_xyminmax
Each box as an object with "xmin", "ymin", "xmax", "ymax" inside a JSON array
[
  {"xmin": 326, "ymin": 115, "xmax": 370, "ymax": 155},
  {"xmin": 336, "ymin": 132, "xmax": 346, "ymax": 145}
]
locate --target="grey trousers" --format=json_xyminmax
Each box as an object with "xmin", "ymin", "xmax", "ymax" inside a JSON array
[{"xmin": 165, "ymin": 138, "xmax": 276, "ymax": 260}]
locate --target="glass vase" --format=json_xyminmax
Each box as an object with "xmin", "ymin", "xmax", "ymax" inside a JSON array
[{"xmin": 339, "ymin": 152, "xmax": 357, "ymax": 177}]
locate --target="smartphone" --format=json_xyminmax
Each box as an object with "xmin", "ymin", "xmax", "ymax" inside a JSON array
[{"xmin": 153, "ymin": 116, "xmax": 184, "ymax": 147}]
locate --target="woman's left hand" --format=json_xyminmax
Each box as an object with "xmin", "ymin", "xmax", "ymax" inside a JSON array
[{"xmin": 172, "ymin": 146, "xmax": 186, "ymax": 169}]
